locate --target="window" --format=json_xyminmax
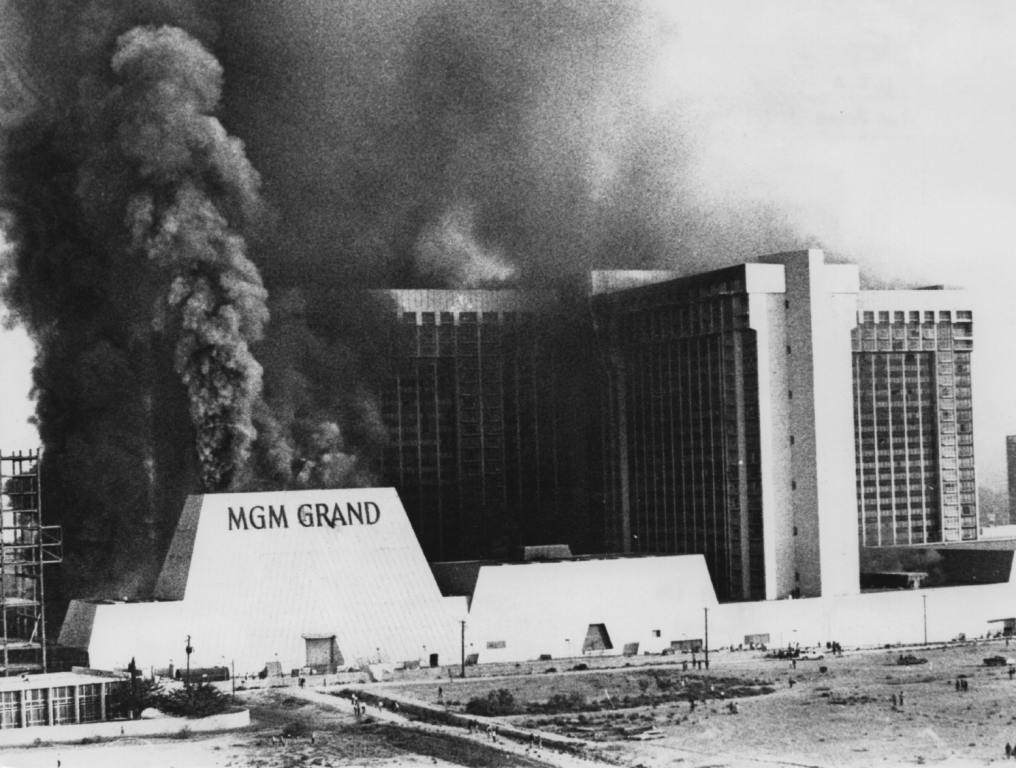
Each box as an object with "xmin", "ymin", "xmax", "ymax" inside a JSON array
[
  {"xmin": 23, "ymin": 689, "xmax": 47, "ymax": 727},
  {"xmin": 0, "ymin": 691, "xmax": 18, "ymax": 729}
]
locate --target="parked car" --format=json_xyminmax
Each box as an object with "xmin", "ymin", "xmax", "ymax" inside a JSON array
[{"xmin": 800, "ymin": 651, "xmax": 825, "ymax": 660}]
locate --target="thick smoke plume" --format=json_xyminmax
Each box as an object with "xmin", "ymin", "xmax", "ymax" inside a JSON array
[
  {"xmin": 2, "ymin": 0, "xmax": 801, "ymax": 603},
  {"xmin": 106, "ymin": 26, "xmax": 269, "ymax": 490}
]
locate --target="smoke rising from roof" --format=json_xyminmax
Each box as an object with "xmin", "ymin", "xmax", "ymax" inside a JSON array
[{"xmin": 1, "ymin": 0, "xmax": 798, "ymax": 601}]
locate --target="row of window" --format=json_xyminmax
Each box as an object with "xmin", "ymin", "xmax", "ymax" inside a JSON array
[
  {"xmin": 858, "ymin": 310, "xmax": 972, "ymax": 324},
  {"xmin": 0, "ymin": 684, "xmax": 113, "ymax": 729}
]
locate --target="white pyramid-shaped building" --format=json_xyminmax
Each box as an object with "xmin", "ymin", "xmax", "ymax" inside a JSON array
[{"xmin": 59, "ymin": 489, "xmax": 461, "ymax": 673}]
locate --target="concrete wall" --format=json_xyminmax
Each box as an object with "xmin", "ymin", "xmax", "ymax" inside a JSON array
[
  {"xmin": 748, "ymin": 281, "xmax": 792, "ymax": 600},
  {"xmin": 710, "ymin": 581, "xmax": 1016, "ymax": 650},
  {"xmin": 0, "ymin": 709, "xmax": 250, "ymax": 747},
  {"xmin": 758, "ymin": 250, "xmax": 860, "ymax": 599}
]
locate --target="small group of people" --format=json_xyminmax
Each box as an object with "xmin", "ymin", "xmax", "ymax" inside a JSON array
[
  {"xmin": 955, "ymin": 677, "xmax": 970, "ymax": 692},
  {"xmin": 350, "ymin": 693, "xmax": 372, "ymax": 718},
  {"xmin": 890, "ymin": 690, "xmax": 905, "ymax": 709}
]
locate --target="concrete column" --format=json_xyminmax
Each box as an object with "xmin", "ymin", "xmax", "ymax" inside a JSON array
[
  {"xmin": 73, "ymin": 684, "xmax": 80, "ymax": 723},
  {"xmin": 99, "ymin": 682, "xmax": 106, "ymax": 721},
  {"xmin": 18, "ymin": 690, "xmax": 25, "ymax": 729}
]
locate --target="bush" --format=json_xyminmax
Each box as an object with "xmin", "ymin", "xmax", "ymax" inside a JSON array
[
  {"xmin": 156, "ymin": 683, "xmax": 232, "ymax": 718},
  {"xmin": 465, "ymin": 689, "xmax": 517, "ymax": 716},
  {"xmin": 108, "ymin": 678, "xmax": 165, "ymax": 719},
  {"xmin": 282, "ymin": 721, "xmax": 309, "ymax": 738}
]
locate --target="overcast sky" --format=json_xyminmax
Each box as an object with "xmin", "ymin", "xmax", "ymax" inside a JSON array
[{"xmin": 3, "ymin": 0, "xmax": 1016, "ymax": 485}]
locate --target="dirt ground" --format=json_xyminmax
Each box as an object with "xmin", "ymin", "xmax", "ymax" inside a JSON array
[
  {"xmin": 0, "ymin": 688, "xmax": 557, "ymax": 768},
  {"xmin": 6, "ymin": 640, "xmax": 1016, "ymax": 767},
  {"xmin": 370, "ymin": 639, "xmax": 1016, "ymax": 766}
]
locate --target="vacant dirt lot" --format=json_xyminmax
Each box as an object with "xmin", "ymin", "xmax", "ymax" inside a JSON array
[
  {"xmin": 368, "ymin": 639, "xmax": 1016, "ymax": 766},
  {"xmin": 6, "ymin": 640, "xmax": 1016, "ymax": 767}
]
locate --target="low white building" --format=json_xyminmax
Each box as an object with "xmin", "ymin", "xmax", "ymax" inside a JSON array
[
  {"xmin": 465, "ymin": 556, "xmax": 719, "ymax": 662},
  {"xmin": 59, "ymin": 489, "xmax": 461, "ymax": 674}
]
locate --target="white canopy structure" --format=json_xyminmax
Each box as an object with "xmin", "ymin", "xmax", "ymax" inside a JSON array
[
  {"xmin": 59, "ymin": 489, "xmax": 460, "ymax": 674},
  {"xmin": 465, "ymin": 555, "xmax": 718, "ymax": 662}
]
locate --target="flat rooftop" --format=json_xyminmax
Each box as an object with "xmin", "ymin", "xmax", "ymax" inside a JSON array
[{"xmin": 0, "ymin": 671, "xmax": 123, "ymax": 692}]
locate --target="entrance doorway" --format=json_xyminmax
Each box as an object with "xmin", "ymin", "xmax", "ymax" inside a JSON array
[{"xmin": 582, "ymin": 623, "xmax": 613, "ymax": 652}]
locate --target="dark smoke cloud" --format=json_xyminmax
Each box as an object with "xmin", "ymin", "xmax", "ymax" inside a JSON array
[
  {"xmin": 102, "ymin": 25, "xmax": 269, "ymax": 490},
  {"xmin": 1, "ymin": 2, "xmax": 265, "ymax": 598},
  {"xmin": 217, "ymin": 0, "xmax": 797, "ymax": 290},
  {"xmin": 2, "ymin": 0, "xmax": 801, "ymax": 603}
]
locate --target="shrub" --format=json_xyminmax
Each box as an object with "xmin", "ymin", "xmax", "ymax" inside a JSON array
[
  {"xmin": 156, "ymin": 683, "xmax": 232, "ymax": 718},
  {"xmin": 282, "ymin": 721, "xmax": 308, "ymax": 738},
  {"xmin": 465, "ymin": 689, "xmax": 517, "ymax": 716},
  {"xmin": 108, "ymin": 678, "xmax": 165, "ymax": 719}
]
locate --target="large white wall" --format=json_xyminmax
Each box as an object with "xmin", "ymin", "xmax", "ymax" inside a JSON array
[
  {"xmin": 756, "ymin": 251, "xmax": 860, "ymax": 598},
  {"xmin": 746, "ymin": 266, "xmax": 792, "ymax": 600},
  {"xmin": 59, "ymin": 489, "xmax": 460, "ymax": 674},
  {"xmin": 466, "ymin": 556, "xmax": 719, "ymax": 662}
]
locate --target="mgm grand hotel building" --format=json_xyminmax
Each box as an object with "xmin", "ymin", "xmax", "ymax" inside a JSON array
[{"xmin": 379, "ymin": 250, "xmax": 976, "ymax": 604}]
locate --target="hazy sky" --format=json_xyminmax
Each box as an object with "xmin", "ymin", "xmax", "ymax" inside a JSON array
[{"xmin": 3, "ymin": 0, "xmax": 1016, "ymax": 484}]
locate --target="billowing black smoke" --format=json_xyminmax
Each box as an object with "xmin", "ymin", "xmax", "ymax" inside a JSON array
[{"xmin": 1, "ymin": 0, "xmax": 799, "ymax": 602}]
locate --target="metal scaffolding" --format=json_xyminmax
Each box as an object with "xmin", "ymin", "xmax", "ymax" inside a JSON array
[{"xmin": 0, "ymin": 450, "xmax": 61, "ymax": 674}]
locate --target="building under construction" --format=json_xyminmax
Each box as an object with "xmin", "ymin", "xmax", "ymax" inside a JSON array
[{"xmin": 0, "ymin": 450, "xmax": 61, "ymax": 674}]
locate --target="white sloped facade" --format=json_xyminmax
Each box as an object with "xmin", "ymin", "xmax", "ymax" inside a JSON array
[
  {"xmin": 465, "ymin": 556, "xmax": 719, "ymax": 662},
  {"xmin": 58, "ymin": 489, "xmax": 459, "ymax": 674}
]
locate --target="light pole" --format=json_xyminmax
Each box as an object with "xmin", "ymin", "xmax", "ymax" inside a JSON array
[
  {"xmin": 704, "ymin": 608, "xmax": 710, "ymax": 670},
  {"xmin": 185, "ymin": 635, "xmax": 193, "ymax": 689},
  {"xmin": 460, "ymin": 620, "xmax": 466, "ymax": 678},
  {"xmin": 922, "ymin": 594, "xmax": 928, "ymax": 645}
]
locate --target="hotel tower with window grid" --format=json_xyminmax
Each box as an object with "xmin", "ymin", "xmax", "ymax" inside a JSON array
[
  {"xmin": 377, "ymin": 290, "xmax": 582, "ymax": 562},
  {"xmin": 852, "ymin": 296, "xmax": 976, "ymax": 545},
  {"xmin": 592, "ymin": 250, "xmax": 976, "ymax": 602}
]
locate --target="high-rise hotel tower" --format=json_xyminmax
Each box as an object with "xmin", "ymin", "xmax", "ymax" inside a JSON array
[
  {"xmin": 852, "ymin": 293, "xmax": 976, "ymax": 546},
  {"xmin": 592, "ymin": 250, "xmax": 976, "ymax": 602},
  {"xmin": 377, "ymin": 290, "xmax": 590, "ymax": 562}
]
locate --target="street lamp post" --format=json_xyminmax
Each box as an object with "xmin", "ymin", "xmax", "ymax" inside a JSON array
[
  {"xmin": 185, "ymin": 635, "xmax": 193, "ymax": 689},
  {"xmin": 460, "ymin": 621, "xmax": 466, "ymax": 678},
  {"xmin": 922, "ymin": 594, "xmax": 928, "ymax": 645},
  {"xmin": 704, "ymin": 608, "xmax": 710, "ymax": 670}
]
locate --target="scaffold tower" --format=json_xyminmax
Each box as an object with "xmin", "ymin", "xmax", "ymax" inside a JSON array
[{"xmin": 0, "ymin": 450, "xmax": 61, "ymax": 673}]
